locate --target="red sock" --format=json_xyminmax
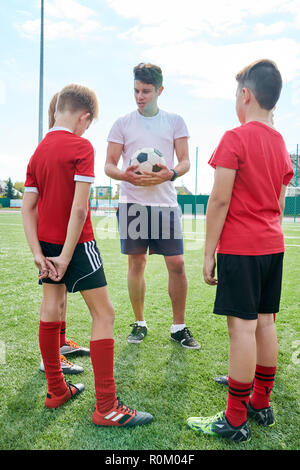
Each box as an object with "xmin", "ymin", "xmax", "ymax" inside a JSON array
[
  {"xmin": 39, "ymin": 321, "xmax": 68, "ymax": 397},
  {"xmin": 90, "ymin": 339, "xmax": 117, "ymax": 413},
  {"xmin": 250, "ymin": 365, "xmax": 276, "ymax": 410},
  {"xmin": 60, "ymin": 321, "xmax": 67, "ymax": 347},
  {"xmin": 225, "ymin": 377, "xmax": 252, "ymax": 427}
]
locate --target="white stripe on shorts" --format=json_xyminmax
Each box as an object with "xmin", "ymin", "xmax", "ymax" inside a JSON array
[
  {"xmin": 90, "ymin": 240, "xmax": 102, "ymax": 269},
  {"xmin": 84, "ymin": 240, "xmax": 102, "ymax": 271},
  {"xmin": 84, "ymin": 241, "xmax": 97, "ymax": 271}
]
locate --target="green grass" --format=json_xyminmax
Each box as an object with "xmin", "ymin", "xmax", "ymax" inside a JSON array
[{"xmin": 0, "ymin": 213, "xmax": 299, "ymax": 450}]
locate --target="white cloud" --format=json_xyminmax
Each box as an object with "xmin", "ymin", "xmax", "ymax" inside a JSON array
[
  {"xmin": 108, "ymin": 0, "xmax": 300, "ymax": 99},
  {"xmin": 254, "ymin": 21, "xmax": 288, "ymax": 37},
  {"xmin": 16, "ymin": 0, "xmax": 101, "ymax": 41},
  {"xmin": 143, "ymin": 38, "xmax": 300, "ymax": 100},
  {"xmin": 45, "ymin": 0, "xmax": 97, "ymax": 22},
  {"xmin": 108, "ymin": 0, "xmax": 300, "ymax": 39}
]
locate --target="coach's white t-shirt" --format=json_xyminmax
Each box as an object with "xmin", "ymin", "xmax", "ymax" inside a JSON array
[{"xmin": 107, "ymin": 109, "xmax": 189, "ymax": 206}]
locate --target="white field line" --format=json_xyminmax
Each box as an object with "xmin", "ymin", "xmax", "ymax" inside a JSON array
[{"xmin": 1, "ymin": 220, "xmax": 300, "ymax": 246}]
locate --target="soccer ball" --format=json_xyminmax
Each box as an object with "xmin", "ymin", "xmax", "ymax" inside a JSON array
[{"xmin": 129, "ymin": 148, "xmax": 167, "ymax": 174}]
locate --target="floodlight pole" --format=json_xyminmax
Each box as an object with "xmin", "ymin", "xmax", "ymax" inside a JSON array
[
  {"xmin": 194, "ymin": 147, "xmax": 198, "ymax": 219},
  {"xmin": 38, "ymin": 0, "xmax": 44, "ymax": 143}
]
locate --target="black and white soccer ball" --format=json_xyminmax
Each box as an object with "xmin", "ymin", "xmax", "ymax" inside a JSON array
[{"xmin": 129, "ymin": 148, "xmax": 167, "ymax": 174}]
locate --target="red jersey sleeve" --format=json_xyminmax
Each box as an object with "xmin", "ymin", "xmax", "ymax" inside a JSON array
[
  {"xmin": 74, "ymin": 140, "xmax": 95, "ymax": 184},
  {"xmin": 208, "ymin": 130, "xmax": 241, "ymax": 170},
  {"xmin": 24, "ymin": 157, "xmax": 39, "ymax": 194},
  {"xmin": 283, "ymin": 152, "xmax": 294, "ymax": 186}
]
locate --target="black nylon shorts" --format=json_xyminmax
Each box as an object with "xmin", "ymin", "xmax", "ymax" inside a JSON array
[
  {"xmin": 213, "ymin": 252, "xmax": 284, "ymax": 320},
  {"xmin": 39, "ymin": 239, "xmax": 107, "ymax": 293}
]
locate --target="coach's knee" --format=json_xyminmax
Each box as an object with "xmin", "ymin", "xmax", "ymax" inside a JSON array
[
  {"xmin": 166, "ymin": 256, "xmax": 186, "ymax": 276},
  {"xmin": 128, "ymin": 254, "xmax": 147, "ymax": 275}
]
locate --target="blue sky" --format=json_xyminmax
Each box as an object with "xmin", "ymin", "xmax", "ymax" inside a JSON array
[{"xmin": 1, "ymin": 0, "xmax": 300, "ymax": 194}]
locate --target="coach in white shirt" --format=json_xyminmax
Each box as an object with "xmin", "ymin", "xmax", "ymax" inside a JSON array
[{"xmin": 105, "ymin": 63, "xmax": 200, "ymax": 350}]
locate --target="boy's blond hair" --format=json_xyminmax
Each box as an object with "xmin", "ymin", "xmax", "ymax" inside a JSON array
[
  {"xmin": 48, "ymin": 92, "xmax": 59, "ymax": 129},
  {"xmin": 236, "ymin": 59, "xmax": 282, "ymax": 110},
  {"xmin": 56, "ymin": 84, "xmax": 99, "ymax": 121}
]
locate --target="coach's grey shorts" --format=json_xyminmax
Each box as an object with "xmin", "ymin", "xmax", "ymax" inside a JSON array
[{"xmin": 117, "ymin": 203, "xmax": 184, "ymax": 256}]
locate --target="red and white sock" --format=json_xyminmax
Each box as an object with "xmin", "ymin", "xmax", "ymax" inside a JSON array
[
  {"xmin": 39, "ymin": 321, "xmax": 67, "ymax": 397},
  {"xmin": 225, "ymin": 377, "xmax": 252, "ymax": 427},
  {"xmin": 250, "ymin": 365, "xmax": 276, "ymax": 410},
  {"xmin": 90, "ymin": 339, "xmax": 117, "ymax": 413}
]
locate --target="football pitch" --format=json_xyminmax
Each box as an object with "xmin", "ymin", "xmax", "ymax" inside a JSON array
[{"xmin": 0, "ymin": 212, "xmax": 299, "ymax": 451}]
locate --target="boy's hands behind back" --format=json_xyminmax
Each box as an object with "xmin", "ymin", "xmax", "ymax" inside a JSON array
[{"xmin": 45, "ymin": 255, "xmax": 69, "ymax": 282}]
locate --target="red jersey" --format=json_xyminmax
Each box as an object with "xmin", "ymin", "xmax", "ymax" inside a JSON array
[
  {"xmin": 209, "ymin": 121, "xmax": 294, "ymax": 255},
  {"xmin": 25, "ymin": 128, "xmax": 95, "ymax": 245}
]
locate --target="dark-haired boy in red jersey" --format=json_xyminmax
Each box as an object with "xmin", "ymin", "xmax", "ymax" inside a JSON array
[
  {"xmin": 187, "ymin": 60, "xmax": 294, "ymax": 442},
  {"xmin": 22, "ymin": 84, "xmax": 153, "ymax": 427}
]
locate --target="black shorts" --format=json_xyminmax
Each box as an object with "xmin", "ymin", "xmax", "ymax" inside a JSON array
[
  {"xmin": 117, "ymin": 203, "xmax": 184, "ymax": 256},
  {"xmin": 213, "ymin": 253, "xmax": 284, "ymax": 320},
  {"xmin": 39, "ymin": 239, "xmax": 107, "ymax": 293}
]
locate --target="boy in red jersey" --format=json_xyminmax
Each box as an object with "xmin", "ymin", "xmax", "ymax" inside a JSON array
[
  {"xmin": 187, "ymin": 60, "xmax": 294, "ymax": 442},
  {"xmin": 22, "ymin": 84, "xmax": 153, "ymax": 427},
  {"xmin": 39, "ymin": 92, "xmax": 90, "ymax": 377}
]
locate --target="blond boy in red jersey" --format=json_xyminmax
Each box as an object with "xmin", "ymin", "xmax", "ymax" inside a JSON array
[{"xmin": 22, "ymin": 84, "xmax": 153, "ymax": 427}]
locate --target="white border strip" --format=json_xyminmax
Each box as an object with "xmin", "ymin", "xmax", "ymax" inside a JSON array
[
  {"xmin": 74, "ymin": 175, "xmax": 94, "ymax": 183},
  {"xmin": 24, "ymin": 187, "xmax": 39, "ymax": 194}
]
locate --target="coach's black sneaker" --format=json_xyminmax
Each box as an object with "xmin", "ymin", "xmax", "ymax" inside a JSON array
[
  {"xmin": 127, "ymin": 323, "xmax": 148, "ymax": 344},
  {"xmin": 171, "ymin": 327, "xmax": 201, "ymax": 349},
  {"xmin": 248, "ymin": 400, "xmax": 275, "ymax": 427},
  {"xmin": 187, "ymin": 410, "xmax": 250, "ymax": 442}
]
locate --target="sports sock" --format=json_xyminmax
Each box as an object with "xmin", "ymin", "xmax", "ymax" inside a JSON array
[
  {"xmin": 90, "ymin": 339, "xmax": 117, "ymax": 414},
  {"xmin": 39, "ymin": 321, "xmax": 68, "ymax": 397},
  {"xmin": 136, "ymin": 320, "xmax": 147, "ymax": 327},
  {"xmin": 171, "ymin": 323, "xmax": 186, "ymax": 333},
  {"xmin": 60, "ymin": 321, "xmax": 67, "ymax": 347},
  {"xmin": 225, "ymin": 377, "xmax": 252, "ymax": 427},
  {"xmin": 250, "ymin": 365, "xmax": 276, "ymax": 410}
]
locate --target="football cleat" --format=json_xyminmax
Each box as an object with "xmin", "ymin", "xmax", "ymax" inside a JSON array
[
  {"xmin": 248, "ymin": 400, "xmax": 275, "ymax": 427},
  {"xmin": 92, "ymin": 397, "xmax": 153, "ymax": 427},
  {"xmin": 60, "ymin": 339, "xmax": 90, "ymax": 357},
  {"xmin": 40, "ymin": 355, "xmax": 84, "ymax": 375},
  {"xmin": 214, "ymin": 375, "xmax": 229, "ymax": 386},
  {"xmin": 187, "ymin": 410, "xmax": 250, "ymax": 442},
  {"xmin": 171, "ymin": 327, "xmax": 201, "ymax": 349},
  {"xmin": 45, "ymin": 382, "xmax": 85, "ymax": 409}
]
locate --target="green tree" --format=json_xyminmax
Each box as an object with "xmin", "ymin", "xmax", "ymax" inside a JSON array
[
  {"xmin": 14, "ymin": 182, "xmax": 25, "ymax": 194},
  {"xmin": 4, "ymin": 178, "xmax": 15, "ymax": 199}
]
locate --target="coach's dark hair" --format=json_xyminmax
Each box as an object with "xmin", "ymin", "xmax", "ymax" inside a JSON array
[
  {"xmin": 133, "ymin": 63, "xmax": 163, "ymax": 89},
  {"xmin": 236, "ymin": 59, "xmax": 282, "ymax": 110}
]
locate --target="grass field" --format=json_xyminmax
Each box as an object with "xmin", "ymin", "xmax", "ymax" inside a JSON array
[{"xmin": 0, "ymin": 212, "xmax": 299, "ymax": 451}]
